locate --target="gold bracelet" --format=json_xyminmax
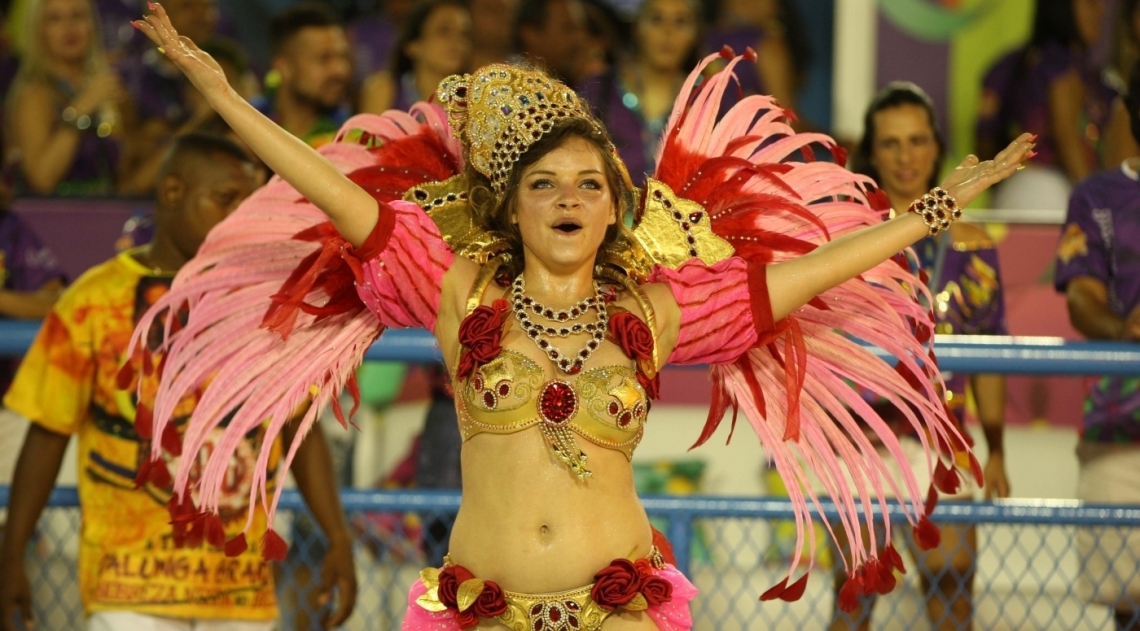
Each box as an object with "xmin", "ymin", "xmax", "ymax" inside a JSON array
[{"xmin": 907, "ymin": 187, "xmax": 961, "ymax": 237}]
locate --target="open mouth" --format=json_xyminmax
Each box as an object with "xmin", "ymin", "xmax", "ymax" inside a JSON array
[{"xmin": 552, "ymin": 220, "xmax": 583, "ymax": 235}]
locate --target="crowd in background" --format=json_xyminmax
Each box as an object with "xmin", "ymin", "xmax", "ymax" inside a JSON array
[
  {"xmin": 0, "ymin": 0, "xmax": 1138, "ymax": 629},
  {"xmin": 0, "ymin": 0, "xmax": 816, "ymax": 198}
]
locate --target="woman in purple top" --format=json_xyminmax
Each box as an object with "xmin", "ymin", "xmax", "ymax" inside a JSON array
[
  {"xmin": 359, "ymin": 0, "xmax": 472, "ymax": 115},
  {"xmin": 580, "ymin": 0, "xmax": 700, "ymax": 187},
  {"xmin": 977, "ymin": 0, "xmax": 1114, "ymax": 211},
  {"xmin": 5, "ymin": 0, "xmax": 127, "ymax": 196},
  {"xmin": 839, "ymin": 82, "xmax": 1011, "ymax": 631}
]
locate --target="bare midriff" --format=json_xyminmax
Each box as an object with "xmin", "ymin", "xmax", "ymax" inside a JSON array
[{"xmin": 448, "ymin": 426, "xmax": 653, "ymax": 593}]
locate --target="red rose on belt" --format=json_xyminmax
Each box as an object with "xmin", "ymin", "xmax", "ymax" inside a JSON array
[
  {"xmin": 454, "ymin": 609, "xmax": 478, "ymax": 629},
  {"xmin": 457, "ymin": 299, "xmax": 509, "ymax": 380},
  {"xmin": 639, "ymin": 574, "xmax": 673, "ymax": 607},
  {"xmin": 607, "ymin": 311, "xmax": 660, "ymax": 399},
  {"xmin": 437, "ymin": 565, "xmax": 475, "ymax": 609},
  {"xmin": 473, "ymin": 580, "xmax": 508, "ymax": 617},
  {"xmin": 591, "ymin": 558, "xmax": 641, "ymax": 610}
]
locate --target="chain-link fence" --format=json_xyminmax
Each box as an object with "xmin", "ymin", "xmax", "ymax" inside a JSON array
[{"xmin": 5, "ymin": 488, "xmax": 1139, "ymax": 630}]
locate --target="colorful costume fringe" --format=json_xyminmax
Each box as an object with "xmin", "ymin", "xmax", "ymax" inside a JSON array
[{"xmin": 125, "ymin": 50, "xmax": 977, "ymax": 608}]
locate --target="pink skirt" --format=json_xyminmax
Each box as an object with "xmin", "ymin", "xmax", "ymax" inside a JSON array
[{"xmin": 402, "ymin": 564, "xmax": 698, "ymax": 630}]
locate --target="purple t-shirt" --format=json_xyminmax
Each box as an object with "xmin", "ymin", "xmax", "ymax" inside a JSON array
[
  {"xmin": 1054, "ymin": 162, "xmax": 1140, "ymax": 443},
  {"xmin": 916, "ymin": 236, "xmax": 1009, "ymax": 427},
  {"xmin": 0, "ymin": 211, "xmax": 66, "ymax": 393},
  {"xmin": 978, "ymin": 43, "xmax": 1116, "ymax": 170}
]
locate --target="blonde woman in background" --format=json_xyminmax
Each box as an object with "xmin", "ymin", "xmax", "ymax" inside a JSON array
[{"xmin": 5, "ymin": 0, "xmax": 127, "ymax": 196}]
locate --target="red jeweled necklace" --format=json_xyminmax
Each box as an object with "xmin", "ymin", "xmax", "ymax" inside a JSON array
[{"xmin": 511, "ymin": 275, "xmax": 608, "ymax": 375}]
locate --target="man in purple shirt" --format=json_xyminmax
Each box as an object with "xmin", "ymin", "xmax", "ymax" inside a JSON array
[
  {"xmin": 1054, "ymin": 66, "xmax": 1140, "ymax": 631},
  {"xmin": 0, "ymin": 139, "xmax": 67, "ymax": 540}
]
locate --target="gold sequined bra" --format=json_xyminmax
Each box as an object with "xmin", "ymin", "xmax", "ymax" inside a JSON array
[
  {"xmin": 457, "ymin": 349, "xmax": 648, "ymax": 478},
  {"xmin": 454, "ymin": 264, "xmax": 653, "ymax": 479}
]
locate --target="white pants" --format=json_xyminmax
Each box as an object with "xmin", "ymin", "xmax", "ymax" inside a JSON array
[
  {"xmin": 87, "ymin": 611, "xmax": 276, "ymax": 631},
  {"xmin": 1076, "ymin": 442, "xmax": 1140, "ymax": 607}
]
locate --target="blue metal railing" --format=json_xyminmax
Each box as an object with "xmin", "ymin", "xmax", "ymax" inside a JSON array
[
  {"xmin": 0, "ymin": 320, "xmax": 1137, "ymax": 374},
  {"xmin": 5, "ymin": 487, "xmax": 1138, "ymax": 578}
]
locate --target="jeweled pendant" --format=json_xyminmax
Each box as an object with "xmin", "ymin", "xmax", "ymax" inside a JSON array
[{"xmin": 538, "ymin": 381, "xmax": 578, "ymax": 427}]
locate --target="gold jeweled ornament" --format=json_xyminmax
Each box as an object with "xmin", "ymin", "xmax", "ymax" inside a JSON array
[
  {"xmin": 395, "ymin": 66, "xmax": 737, "ymax": 281},
  {"xmin": 435, "ymin": 64, "xmax": 631, "ymax": 200}
]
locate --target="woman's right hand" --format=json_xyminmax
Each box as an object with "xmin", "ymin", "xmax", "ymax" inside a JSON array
[{"xmin": 133, "ymin": 3, "xmax": 229, "ymax": 104}]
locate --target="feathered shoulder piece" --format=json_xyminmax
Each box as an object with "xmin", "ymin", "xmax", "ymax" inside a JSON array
[
  {"xmin": 635, "ymin": 48, "xmax": 980, "ymax": 608},
  {"xmin": 121, "ymin": 104, "xmax": 465, "ymax": 558}
]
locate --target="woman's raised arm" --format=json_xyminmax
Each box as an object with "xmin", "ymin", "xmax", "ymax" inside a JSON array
[
  {"xmin": 767, "ymin": 133, "xmax": 1036, "ymax": 322},
  {"xmin": 135, "ymin": 4, "xmax": 377, "ymax": 246}
]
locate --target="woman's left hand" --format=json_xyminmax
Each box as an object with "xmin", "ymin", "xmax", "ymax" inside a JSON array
[{"xmin": 939, "ymin": 132, "xmax": 1036, "ymax": 208}]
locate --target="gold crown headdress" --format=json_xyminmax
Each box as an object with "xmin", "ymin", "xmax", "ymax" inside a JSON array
[
  {"xmin": 436, "ymin": 64, "xmax": 620, "ymax": 198},
  {"xmin": 406, "ymin": 63, "xmax": 732, "ymax": 280}
]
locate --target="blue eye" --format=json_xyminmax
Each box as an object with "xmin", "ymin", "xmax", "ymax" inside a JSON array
[
  {"xmin": 531, "ymin": 179, "xmax": 553, "ymax": 189},
  {"xmin": 581, "ymin": 179, "xmax": 602, "ymax": 189}
]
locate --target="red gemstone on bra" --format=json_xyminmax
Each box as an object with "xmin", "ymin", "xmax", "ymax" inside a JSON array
[
  {"xmin": 539, "ymin": 381, "xmax": 577, "ymax": 426},
  {"xmin": 472, "ymin": 376, "xmax": 483, "ymax": 391},
  {"xmin": 535, "ymin": 619, "xmax": 544, "ymax": 631},
  {"xmin": 566, "ymin": 601, "xmax": 581, "ymax": 612},
  {"xmin": 618, "ymin": 411, "xmax": 633, "ymax": 427},
  {"xmin": 531, "ymin": 604, "xmax": 544, "ymax": 616},
  {"xmin": 499, "ymin": 382, "xmax": 510, "ymax": 397},
  {"xmin": 550, "ymin": 606, "xmax": 562, "ymax": 622},
  {"xmin": 608, "ymin": 401, "xmax": 620, "ymax": 416},
  {"xmin": 484, "ymin": 391, "xmax": 496, "ymax": 408},
  {"xmin": 689, "ymin": 212, "xmax": 703, "ymax": 223},
  {"xmin": 569, "ymin": 614, "xmax": 580, "ymax": 629}
]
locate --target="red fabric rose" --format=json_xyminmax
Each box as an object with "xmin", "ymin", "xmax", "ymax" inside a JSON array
[
  {"xmin": 473, "ymin": 580, "xmax": 508, "ymax": 618},
  {"xmin": 437, "ymin": 565, "xmax": 475, "ymax": 609},
  {"xmin": 608, "ymin": 311, "xmax": 660, "ymax": 399},
  {"xmin": 456, "ymin": 300, "xmax": 508, "ymax": 380},
  {"xmin": 454, "ymin": 609, "xmax": 478, "ymax": 629},
  {"xmin": 591, "ymin": 558, "xmax": 641, "ymax": 610},
  {"xmin": 607, "ymin": 311, "xmax": 654, "ymax": 362},
  {"xmin": 639, "ymin": 574, "xmax": 673, "ymax": 607}
]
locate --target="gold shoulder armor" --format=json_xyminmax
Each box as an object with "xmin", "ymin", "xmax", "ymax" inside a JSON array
[
  {"xmin": 404, "ymin": 175, "xmax": 510, "ymax": 265},
  {"xmin": 629, "ymin": 178, "xmax": 735, "ymax": 271}
]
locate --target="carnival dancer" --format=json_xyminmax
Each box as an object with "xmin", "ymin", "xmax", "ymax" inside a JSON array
[{"xmin": 127, "ymin": 5, "xmax": 1034, "ymax": 630}]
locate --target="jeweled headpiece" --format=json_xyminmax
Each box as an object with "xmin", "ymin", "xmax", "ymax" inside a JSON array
[{"xmin": 436, "ymin": 64, "xmax": 615, "ymax": 198}]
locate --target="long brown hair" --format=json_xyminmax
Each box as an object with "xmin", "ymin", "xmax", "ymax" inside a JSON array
[{"xmin": 467, "ymin": 116, "xmax": 636, "ymax": 280}]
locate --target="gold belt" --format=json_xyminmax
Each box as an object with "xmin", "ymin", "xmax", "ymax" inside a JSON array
[{"xmin": 418, "ymin": 546, "xmax": 667, "ymax": 631}]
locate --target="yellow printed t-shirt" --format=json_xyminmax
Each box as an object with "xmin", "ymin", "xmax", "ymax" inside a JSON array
[{"xmin": 4, "ymin": 249, "xmax": 281, "ymax": 620}]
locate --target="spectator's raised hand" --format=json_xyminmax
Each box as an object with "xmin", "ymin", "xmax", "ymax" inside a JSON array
[
  {"xmin": 133, "ymin": 3, "xmax": 228, "ymax": 104},
  {"xmin": 939, "ymin": 132, "xmax": 1037, "ymax": 208}
]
